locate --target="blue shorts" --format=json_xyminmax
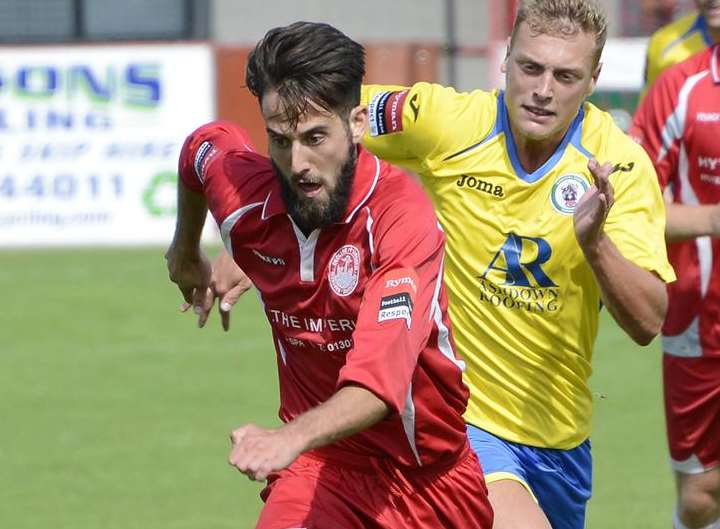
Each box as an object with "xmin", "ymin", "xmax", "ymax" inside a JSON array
[{"xmin": 467, "ymin": 424, "xmax": 592, "ymax": 529}]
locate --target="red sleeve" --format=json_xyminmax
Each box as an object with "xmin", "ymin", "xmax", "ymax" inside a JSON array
[
  {"xmin": 337, "ymin": 176, "xmax": 445, "ymax": 413},
  {"xmin": 629, "ymin": 67, "xmax": 685, "ymax": 190},
  {"xmin": 178, "ymin": 119, "xmax": 258, "ymax": 194},
  {"xmin": 178, "ymin": 120, "xmax": 273, "ymax": 226}
]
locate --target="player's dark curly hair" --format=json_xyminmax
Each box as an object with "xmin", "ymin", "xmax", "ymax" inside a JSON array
[{"xmin": 246, "ymin": 21, "xmax": 366, "ymax": 127}]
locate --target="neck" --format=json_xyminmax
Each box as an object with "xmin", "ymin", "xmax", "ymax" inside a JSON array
[
  {"xmin": 700, "ymin": 12, "xmax": 720, "ymax": 43},
  {"xmin": 510, "ymin": 126, "xmax": 566, "ymax": 175},
  {"xmin": 291, "ymin": 215, "xmax": 318, "ymax": 238},
  {"xmin": 710, "ymin": 27, "xmax": 720, "ymax": 44}
]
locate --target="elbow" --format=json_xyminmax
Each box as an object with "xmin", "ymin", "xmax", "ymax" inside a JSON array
[
  {"xmin": 631, "ymin": 326, "xmax": 659, "ymax": 346},
  {"xmin": 630, "ymin": 291, "xmax": 668, "ymax": 347},
  {"xmin": 627, "ymin": 316, "xmax": 662, "ymax": 345}
]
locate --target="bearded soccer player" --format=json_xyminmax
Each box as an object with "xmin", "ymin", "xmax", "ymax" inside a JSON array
[
  {"xmin": 164, "ymin": 21, "xmax": 493, "ymax": 529},
  {"xmin": 631, "ymin": 45, "xmax": 720, "ymax": 529},
  {"xmin": 196, "ymin": 2, "xmax": 674, "ymax": 528},
  {"xmin": 643, "ymin": 0, "xmax": 720, "ymax": 91},
  {"xmin": 359, "ymin": 1, "xmax": 676, "ymax": 528}
]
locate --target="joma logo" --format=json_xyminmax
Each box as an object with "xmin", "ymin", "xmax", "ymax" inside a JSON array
[{"xmin": 456, "ymin": 174, "xmax": 504, "ymax": 197}]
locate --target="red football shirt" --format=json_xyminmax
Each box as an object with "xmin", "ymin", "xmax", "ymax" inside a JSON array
[
  {"xmin": 179, "ymin": 120, "xmax": 470, "ymax": 468},
  {"xmin": 630, "ymin": 45, "xmax": 720, "ymax": 358}
]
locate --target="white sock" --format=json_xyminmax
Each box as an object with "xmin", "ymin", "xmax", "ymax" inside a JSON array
[{"xmin": 674, "ymin": 510, "xmax": 720, "ymax": 529}]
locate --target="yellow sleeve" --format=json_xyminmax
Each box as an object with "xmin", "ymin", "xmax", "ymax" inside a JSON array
[
  {"xmin": 642, "ymin": 12, "xmax": 702, "ymax": 95},
  {"xmin": 603, "ymin": 131, "xmax": 676, "ymax": 283},
  {"xmin": 361, "ymin": 83, "xmax": 497, "ymax": 175},
  {"xmin": 643, "ymin": 31, "xmax": 665, "ymax": 92}
]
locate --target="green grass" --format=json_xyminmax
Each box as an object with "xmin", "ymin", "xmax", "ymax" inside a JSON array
[
  {"xmin": 588, "ymin": 313, "xmax": 674, "ymax": 527},
  {"xmin": 1, "ymin": 247, "xmax": 673, "ymax": 528}
]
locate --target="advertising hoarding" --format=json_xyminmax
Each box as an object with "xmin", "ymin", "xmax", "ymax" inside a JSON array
[{"xmin": 0, "ymin": 43, "xmax": 216, "ymax": 246}]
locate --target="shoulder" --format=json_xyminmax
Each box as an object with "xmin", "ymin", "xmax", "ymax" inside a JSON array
[
  {"xmin": 362, "ymin": 159, "xmax": 446, "ymax": 259},
  {"xmin": 582, "ymin": 101, "xmax": 655, "ymax": 155},
  {"xmin": 366, "ymin": 82, "xmax": 496, "ymax": 129},
  {"xmin": 648, "ymin": 11, "xmax": 699, "ymax": 53},
  {"xmin": 645, "ymin": 12, "xmax": 702, "ymax": 84},
  {"xmin": 183, "ymin": 120, "xmax": 261, "ymax": 174},
  {"xmin": 370, "ymin": 159, "xmax": 438, "ymax": 226},
  {"xmin": 406, "ymin": 84, "xmax": 501, "ymax": 157},
  {"xmin": 365, "ymin": 81, "xmax": 495, "ymax": 107},
  {"xmin": 406, "ymin": 82, "xmax": 497, "ymax": 119},
  {"xmin": 582, "ymin": 103, "xmax": 652, "ymax": 168},
  {"xmin": 576, "ymin": 102, "xmax": 617, "ymax": 155},
  {"xmin": 664, "ymin": 44, "xmax": 713, "ymax": 80},
  {"xmin": 185, "ymin": 120, "xmax": 257, "ymax": 154},
  {"xmin": 648, "ymin": 47, "xmax": 714, "ymax": 110},
  {"xmin": 185, "ymin": 120, "xmax": 274, "ymax": 199},
  {"xmin": 580, "ymin": 101, "xmax": 615, "ymax": 134},
  {"xmin": 363, "ymin": 82, "xmax": 499, "ymax": 166}
]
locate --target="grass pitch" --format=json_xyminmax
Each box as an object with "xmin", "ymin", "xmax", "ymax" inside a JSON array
[{"xmin": 1, "ymin": 247, "xmax": 673, "ymax": 528}]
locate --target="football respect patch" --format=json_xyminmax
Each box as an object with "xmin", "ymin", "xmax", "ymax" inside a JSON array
[
  {"xmin": 368, "ymin": 90, "xmax": 409, "ymax": 137},
  {"xmin": 377, "ymin": 268, "xmax": 418, "ymax": 329}
]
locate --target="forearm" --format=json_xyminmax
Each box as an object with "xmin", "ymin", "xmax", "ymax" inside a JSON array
[
  {"xmin": 280, "ymin": 385, "xmax": 389, "ymax": 453},
  {"xmin": 583, "ymin": 234, "xmax": 668, "ymax": 345},
  {"xmin": 171, "ymin": 181, "xmax": 208, "ymax": 252},
  {"xmin": 666, "ymin": 203, "xmax": 720, "ymax": 243}
]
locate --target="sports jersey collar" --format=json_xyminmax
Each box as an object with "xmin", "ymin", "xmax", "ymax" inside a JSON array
[
  {"xmin": 499, "ymin": 91, "xmax": 589, "ymax": 184},
  {"xmin": 696, "ymin": 14, "xmax": 714, "ymax": 47},
  {"xmin": 261, "ymin": 145, "xmax": 380, "ymax": 223}
]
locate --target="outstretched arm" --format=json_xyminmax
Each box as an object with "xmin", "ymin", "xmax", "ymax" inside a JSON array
[
  {"xmin": 574, "ymin": 159, "xmax": 668, "ymax": 345},
  {"xmin": 164, "ymin": 180, "xmax": 214, "ymax": 324},
  {"xmin": 211, "ymin": 249, "xmax": 253, "ymax": 331},
  {"xmin": 228, "ymin": 386, "xmax": 388, "ymax": 481},
  {"xmin": 665, "ymin": 203, "xmax": 720, "ymax": 243},
  {"xmin": 175, "ymin": 247, "xmax": 253, "ymax": 331},
  {"xmin": 168, "ymin": 121, "xmax": 264, "ymax": 327}
]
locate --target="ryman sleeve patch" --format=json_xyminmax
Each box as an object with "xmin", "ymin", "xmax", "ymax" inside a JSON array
[
  {"xmin": 194, "ymin": 141, "xmax": 219, "ymax": 184},
  {"xmin": 377, "ymin": 268, "xmax": 418, "ymax": 329},
  {"xmin": 368, "ymin": 90, "xmax": 409, "ymax": 137}
]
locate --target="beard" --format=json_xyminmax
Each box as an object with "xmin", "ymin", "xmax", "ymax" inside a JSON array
[{"xmin": 274, "ymin": 142, "xmax": 357, "ymax": 233}]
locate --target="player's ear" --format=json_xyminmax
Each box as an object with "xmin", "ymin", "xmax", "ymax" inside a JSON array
[
  {"xmin": 587, "ymin": 62, "xmax": 602, "ymax": 97},
  {"xmin": 501, "ymin": 37, "xmax": 511, "ymax": 74},
  {"xmin": 348, "ymin": 105, "xmax": 367, "ymax": 143}
]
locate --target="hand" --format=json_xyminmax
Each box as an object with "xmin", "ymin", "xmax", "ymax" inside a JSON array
[
  {"xmin": 228, "ymin": 423, "xmax": 304, "ymax": 482},
  {"xmin": 212, "ymin": 250, "xmax": 253, "ymax": 331},
  {"xmin": 574, "ymin": 159, "xmax": 615, "ymax": 251},
  {"xmin": 164, "ymin": 244, "xmax": 214, "ymax": 327}
]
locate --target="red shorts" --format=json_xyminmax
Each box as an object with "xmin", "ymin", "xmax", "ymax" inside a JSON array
[
  {"xmin": 255, "ymin": 443, "xmax": 493, "ymax": 529},
  {"xmin": 663, "ymin": 354, "xmax": 720, "ymax": 474}
]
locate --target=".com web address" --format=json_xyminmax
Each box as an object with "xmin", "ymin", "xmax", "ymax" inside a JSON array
[{"xmin": 0, "ymin": 211, "xmax": 112, "ymax": 227}]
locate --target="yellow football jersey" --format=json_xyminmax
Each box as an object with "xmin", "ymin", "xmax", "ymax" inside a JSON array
[
  {"xmin": 362, "ymin": 83, "xmax": 675, "ymax": 449},
  {"xmin": 644, "ymin": 11, "xmax": 713, "ymax": 90}
]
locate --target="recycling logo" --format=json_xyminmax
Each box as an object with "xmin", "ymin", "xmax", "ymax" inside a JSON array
[{"xmin": 142, "ymin": 171, "xmax": 177, "ymax": 217}]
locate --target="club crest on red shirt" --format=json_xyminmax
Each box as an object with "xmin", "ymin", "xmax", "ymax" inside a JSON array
[{"xmin": 328, "ymin": 245, "xmax": 361, "ymax": 297}]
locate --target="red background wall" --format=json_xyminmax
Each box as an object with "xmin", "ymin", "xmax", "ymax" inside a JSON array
[{"xmin": 215, "ymin": 43, "xmax": 441, "ymax": 154}]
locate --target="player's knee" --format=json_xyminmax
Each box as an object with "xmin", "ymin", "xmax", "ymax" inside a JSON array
[{"xmin": 678, "ymin": 487, "xmax": 720, "ymax": 528}]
